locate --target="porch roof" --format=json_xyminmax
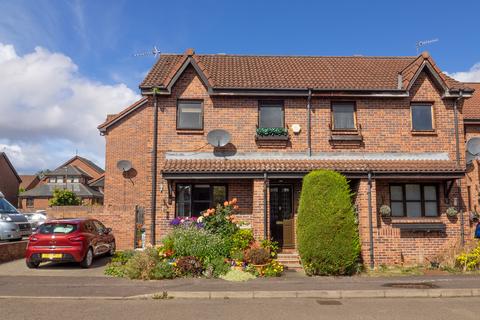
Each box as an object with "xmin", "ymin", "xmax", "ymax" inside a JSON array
[{"xmin": 162, "ymin": 158, "xmax": 462, "ymax": 178}]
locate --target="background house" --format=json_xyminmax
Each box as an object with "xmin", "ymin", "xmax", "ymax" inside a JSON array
[
  {"xmin": 0, "ymin": 152, "xmax": 22, "ymax": 207},
  {"xmin": 19, "ymin": 156, "xmax": 104, "ymax": 210},
  {"xmin": 19, "ymin": 175, "xmax": 40, "ymax": 192}
]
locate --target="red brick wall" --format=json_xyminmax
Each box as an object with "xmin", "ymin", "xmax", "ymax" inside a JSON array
[
  {"xmin": 100, "ymin": 64, "xmax": 470, "ymax": 265},
  {"xmin": 47, "ymin": 206, "xmax": 136, "ymax": 250},
  {"xmin": 0, "ymin": 156, "xmax": 20, "ymax": 207},
  {"xmin": 66, "ymin": 158, "xmax": 104, "ymax": 181}
]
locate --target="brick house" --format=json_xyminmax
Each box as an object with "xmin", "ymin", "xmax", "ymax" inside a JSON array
[
  {"xmin": 19, "ymin": 175, "xmax": 40, "ymax": 192},
  {"xmin": 463, "ymin": 83, "xmax": 480, "ymax": 215},
  {"xmin": 0, "ymin": 152, "xmax": 21, "ymax": 207},
  {"xmin": 99, "ymin": 49, "xmax": 477, "ymax": 266},
  {"xmin": 19, "ymin": 156, "xmax": 104, "ymax": 210}
]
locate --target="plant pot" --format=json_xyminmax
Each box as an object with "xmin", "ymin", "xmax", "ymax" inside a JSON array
[{"xmin": 252, "ymin": 263, "xmax": 268, "ymax": 274}]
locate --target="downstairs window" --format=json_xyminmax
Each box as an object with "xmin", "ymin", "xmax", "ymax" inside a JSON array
[
  {"xmin": 176, "ymin": 184, "xmax": 227, "ymax": 217},
  {"xmin": 390, "ymin": 184, "xmax": 439, "ymax": 217}
]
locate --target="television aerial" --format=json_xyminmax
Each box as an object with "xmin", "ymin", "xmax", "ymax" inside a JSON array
[
  {"xmin": 416, "ymin": 38, "xmax": 439, "ymax": 54},
  {"xmin": 206, "ymin": 129, "xmax": 231, "ymax": 148},
  {"xmin": 133, "ymin": 46, "xmax": 161, "ymax": 58},
  {"xmin": 466, "ymin": 137, "xmax": 480, "ymax": 164},
  {"xmin": 117, "ymin": 160, "xmax": 132, "ymax": 172}
]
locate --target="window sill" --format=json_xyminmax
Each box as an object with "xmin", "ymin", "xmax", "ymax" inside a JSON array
[
  {"xmin": 411, "ymin": 130, "xmax": 437, "ymax": 136},
  {"xmin": 255, "ymin": 135, "xmax": 289, "ymax": 141},
  {"xmin": 329, "ymin": 132, "xmax": 363, "ymax": 142},
  {"xmin": 176, "ymin": 129, "xmax": 204, "ymax": 135},
  {"xmin": 389, "ymin": 217, "xmax": 442, "ymax": 224}
]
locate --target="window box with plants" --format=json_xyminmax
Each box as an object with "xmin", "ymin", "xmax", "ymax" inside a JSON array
[{"xmin": 255, "ymin": 127, "xmax": 289, "ymax": 141}]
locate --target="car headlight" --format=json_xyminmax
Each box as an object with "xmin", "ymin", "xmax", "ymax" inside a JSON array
[{"xmin": 0, "ymin": 215, "xmax": 12, "ymax": 221}]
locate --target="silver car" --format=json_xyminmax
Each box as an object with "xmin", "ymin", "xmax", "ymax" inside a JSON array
[
  {"xmin": 0, "ymin": 192, "xmax": 32, "ymax": 241},
  {"xmin": 24, "ymin": 212, "xmax": 47, "ymax": 231}
]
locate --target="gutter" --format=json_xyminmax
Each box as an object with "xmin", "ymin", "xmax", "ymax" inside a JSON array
[
  {"xmin": 150, "ymin": 89, "xmax": 159, "ymax": 245},
  {"xmin": 367, "ymin": 171, "xmax": 375, "ymax": 269},
  {"xmin": 307, "ymin": 89, "xmax": 312, "ymax": 157},
  {"xmin": 453, "ymin": 91, "xmax": 463, "ymax": 169}
]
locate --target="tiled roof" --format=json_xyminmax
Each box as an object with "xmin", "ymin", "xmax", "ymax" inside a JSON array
[
  {"xmin": 0, "ymin": 152, "xmax": 21, "ymax": 182},
  {"xmin": 141, "ymin": 50, "xmax": 472, "ymax": 92},
  {"xmin": 20, "ymin": 183, "xmax": 103, "ymax": 198},
  {"xmin": 463, "ymin": 83, "xmax": 480, "ymax": 120},
  {"xmin": 57, "ymin": 155, "xmax": 105, "ymax": 174},
  {"xmin": 46, "ymin": 165, "xmax": 92, "ymax": 178},
  {"xmin": 19, "ymin": 175, "xmax": 39, "ymax": 190},
  {"xmin": 98, "ymin": 97, "xmax": 148, "ymax": 131},
  {"xmin": 162, "ymin": 159, "xmax": 458, "ymax": 174}
]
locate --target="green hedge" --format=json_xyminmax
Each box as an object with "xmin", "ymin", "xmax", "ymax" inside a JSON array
[{"xmin": 297, "ymin": 170, "xmax": 360, "ymax": 275}]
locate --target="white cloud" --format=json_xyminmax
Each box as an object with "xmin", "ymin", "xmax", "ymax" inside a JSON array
[
  {"xmin": 448, "ymin": 63, "xmax": 480, "ymax": 82},
  {"xmin": 0, "ymin": 43, "xmax": 140, "ymax": 173}
]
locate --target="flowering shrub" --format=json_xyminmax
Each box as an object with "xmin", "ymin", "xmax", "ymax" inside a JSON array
[
  {"xmin": 202, "ymin": 198, "xmax": 240, "ymax": 238},
  {"xmin": 456, "ymin": 242, "xmax": 480, "ymax": 271},
  {"xmin": 263, "ymin": 259, "xmax": 284, "ymax": 277},
  {"xmin": 170, "ymin": 216, "xmax": 203, "ymax": 228}
]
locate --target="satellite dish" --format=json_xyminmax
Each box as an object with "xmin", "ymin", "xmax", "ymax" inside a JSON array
[
  {"xmin": 117, "ymin": 160, "xmax": 132, "ymax": 172},
  {"xmin": 207, "ymin": 129, "xmax": 231, "ymax": 147},
  {"xmin": 467, "ymin": 137, "xmax": 480, "ymax": 155},
  {"xmin": 466, "ymin": 152, "xmax": 475, "ymax": 165}
]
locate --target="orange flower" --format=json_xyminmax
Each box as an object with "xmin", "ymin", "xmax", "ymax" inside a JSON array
[
  {"xmin": 233, "ymin": 205, "xmax": 239, "ymax": 210},
  {"xmin": 224, "ymin": 201, "xmax": 229, "ymax": 206}
]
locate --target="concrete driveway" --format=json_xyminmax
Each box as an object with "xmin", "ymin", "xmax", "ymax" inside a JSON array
[{"xmin": 0, "ymin": 256, "xmax": 111, "ymax": 277}]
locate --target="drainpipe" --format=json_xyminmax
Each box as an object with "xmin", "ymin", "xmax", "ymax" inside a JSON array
[
  {"xmin": 453, "ymin": 91, "xmax": 464, "ymax": 246},
  {"xmin": 307, "ymin": 89, "xmax": 312, "ymax": 157},
  {"xmin": 453, "ymin": 91, "xmax": 463, "ymax": 169},
  {"xmin": 367, "ymin": 171, "xmax": 375, "ymax": 269},
  {"xmin": 150, "ymin": 89, "xmax": 159, "ymax": 245},
  {"xmin": 263, "ymin": 172, "xmax": 268, "ymax": 239}
]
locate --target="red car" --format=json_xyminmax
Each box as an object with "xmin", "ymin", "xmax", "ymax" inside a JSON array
[{"xmin": 25, "ymin": 218, "xmax": 115, "ymax": 268}]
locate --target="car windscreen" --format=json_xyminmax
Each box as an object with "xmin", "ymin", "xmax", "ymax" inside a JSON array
[
  {"xmin": 38, "ymin": 223, "xmax": 77, "ymax": 234},
  {"xmin": 0, "ymin": 197, "xmax": 18, "ymax": 214}
]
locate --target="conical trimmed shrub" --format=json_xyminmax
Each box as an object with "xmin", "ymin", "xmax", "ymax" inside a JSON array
[{"xmin": 297, "ymin": 170, "xmax": 360, "ymax": 275}]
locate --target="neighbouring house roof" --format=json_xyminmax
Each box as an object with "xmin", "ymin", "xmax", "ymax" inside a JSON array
[
  {"xmin": 0, "ymin": 152, "xmax": 21, "ymax": 183},
  {"xmin": 162, "ymin": 159, "xmax": 459, "ymax": 175},
  {"xmin": 140, "ymin": 49, "xmax": 472, "ymax": 93},
  {"xmin": 88, "ymin": 173, "xmax": 104, "ymax": 188},
  {"xmin": 45, "ymin": 165, "xmax": 92, "ymax": 178},
  {"xmin": 463, "ymin": 83, "xmax": 480, "ymax": 120},
  {"xmin": 20, "ymin": 183, "xmax": 103, "ymax": 198},
  {"xmin": 19, "ymin": 175, "xmax": 40, "ymax": 190},
  {"xmin": 57, "ymin": 155, "xmax": 105, "ymax": 175}
]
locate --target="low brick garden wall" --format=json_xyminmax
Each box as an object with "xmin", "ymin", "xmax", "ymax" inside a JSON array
[{"xmin": 0, "ymin": 240, "xmax": 28, "ymax": 263}]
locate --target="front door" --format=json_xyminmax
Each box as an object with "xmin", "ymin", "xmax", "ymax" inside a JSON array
[{"xmin": 269, "ymin": 185, "xmax": 294, "ymax": 248}]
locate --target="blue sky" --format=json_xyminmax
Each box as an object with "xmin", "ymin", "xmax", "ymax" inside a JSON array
[{"xmin": 0, "ymin": 0, "xmax": 479, "ymax": 173}]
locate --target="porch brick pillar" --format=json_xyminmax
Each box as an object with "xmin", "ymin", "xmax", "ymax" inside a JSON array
[
  {"xmin": 356, "ymin": 178, "xmax": 378, "ymax": 268},
  {"xmin": 252, "ymin": 178, "xmax": 268, "ymax": 240}
]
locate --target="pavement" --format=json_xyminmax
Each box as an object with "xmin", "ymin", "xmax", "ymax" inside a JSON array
[
  {"xmin": 2, "ymin": 258, "xmax": 480, "ymax": 300},
  {"xmin": 3, "ymin": 297, "xmax": 480, "ymax": 320}
]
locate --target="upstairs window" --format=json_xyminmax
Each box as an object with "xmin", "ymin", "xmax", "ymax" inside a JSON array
[
  {"xmin": 177, "ymin": 100, "xmax": 203, "ymax": 130},
  {"xmin": 332, "ymin": 102, "xmax": 356, "ymax": 130},
  {"xmin": 411, "ymin": 104, "xmax": 433, "ymax": 131},
  {"xmin": 390, "ymin": 184, "xmax": 438, "ymax": 217},
  {"xmin": 259, "ymin": 102, "xmax": 284, "ymax": 128}
]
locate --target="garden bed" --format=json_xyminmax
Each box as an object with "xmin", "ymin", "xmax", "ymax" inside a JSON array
[{"xmin": 105, "ymin": 199, "xmax": 284, "ymax": 281}]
